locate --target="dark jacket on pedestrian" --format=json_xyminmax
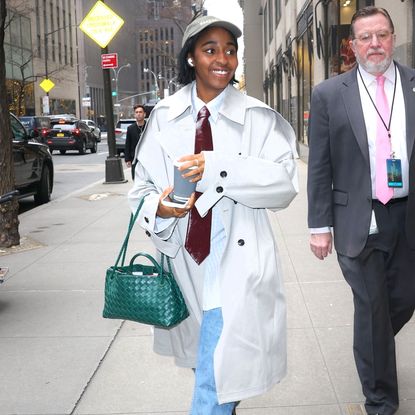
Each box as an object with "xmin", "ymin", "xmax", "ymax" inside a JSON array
[{"xmin": 125, "ymin": 122, "xmax": 146, "ymax": 163}]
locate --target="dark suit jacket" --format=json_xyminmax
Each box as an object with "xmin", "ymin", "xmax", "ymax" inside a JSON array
[
  {"xmin": 307, "ymin": 62, "xmax": 415, "ymax": 257},
  {"xmin": 125, "ymin": 122, "xmax": 146, "ymax": 163}
]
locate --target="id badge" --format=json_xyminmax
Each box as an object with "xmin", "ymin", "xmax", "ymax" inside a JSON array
[{"xmin": 386, "ymin": 158, "xmax": 403, "ymax": 188}]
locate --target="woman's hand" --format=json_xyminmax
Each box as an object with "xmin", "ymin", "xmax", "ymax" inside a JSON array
[
  {"xmin": 156, "ymin": 186, "xmax": 197, "ymax": 218},
  {"xmin": 177, "ymin": 153, "xmax": 205, "ymax": 183}
]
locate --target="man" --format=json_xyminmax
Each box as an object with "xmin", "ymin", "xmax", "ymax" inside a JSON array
[
  {"xmin": 307, "ymin": 7, "xmax": 415, "ymax": 415},
  {"xmin": 125, "ymin": 104, "xmax": 146, "ymax": 179}
]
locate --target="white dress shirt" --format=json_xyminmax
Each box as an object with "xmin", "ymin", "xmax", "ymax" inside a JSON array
[{"xmin": 357, "ymin": 62, "xmax": 408, "ymax": 199}]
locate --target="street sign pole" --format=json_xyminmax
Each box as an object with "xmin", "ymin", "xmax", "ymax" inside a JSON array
[
  {"xmin": 80, "ymin": 0, "xmax": 126, "ymax": 183},
  {"xmin": 102, "ymin": 46, "xmax": 126, "ymax": 183}
]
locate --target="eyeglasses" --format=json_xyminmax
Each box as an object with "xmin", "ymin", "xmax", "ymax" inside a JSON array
[{"xmin": 354, "ymin": 30, "xmax": 393, "ymax": 44}]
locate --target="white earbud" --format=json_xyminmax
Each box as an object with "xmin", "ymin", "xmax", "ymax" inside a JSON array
[{"xmin": 187, "ymin": 58, "xmax": 194, "ymax": 67}]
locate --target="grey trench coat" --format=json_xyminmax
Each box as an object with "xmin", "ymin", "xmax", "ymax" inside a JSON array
[{"xmin": 128, "ymin": 83, "xmax": 298, "ymax": 403}]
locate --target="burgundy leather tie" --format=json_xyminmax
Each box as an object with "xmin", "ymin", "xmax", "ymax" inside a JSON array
[{"xmin": 184, "ymin": 106, "xmax": 213, "ymax": 265}]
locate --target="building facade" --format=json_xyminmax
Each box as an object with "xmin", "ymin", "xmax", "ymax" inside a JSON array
[
  {"xmin": 239, "ymin": 0, "xmax": 414, "ymax": 158},
  {"xmin": 5, "ymin": 0, "xmax": 83, "ymax": 117},
  {"xmin": 82, "ymin": 0, "xmax": 199, "ymax": 126}
]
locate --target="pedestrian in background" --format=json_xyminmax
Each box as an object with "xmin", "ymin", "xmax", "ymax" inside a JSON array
[
  {"xmin": 125, "ymin": 104, "xmax": 146, "ymax": 180},
  {"xmin": 128, "ymin": 15, "xmax": 298, "ymax": 415},
  {"xmin": 307, "ymin": 7, "xmax": 415, "ymax": 415}
]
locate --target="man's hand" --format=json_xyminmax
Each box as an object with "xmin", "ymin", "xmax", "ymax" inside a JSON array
[
  {"xmin": 126, "ymin": 161, "xmax": 132, "ymax": 168},
  {"xmin": 310, "ymin": 232, "xmax": 333, "ymax": 260}
]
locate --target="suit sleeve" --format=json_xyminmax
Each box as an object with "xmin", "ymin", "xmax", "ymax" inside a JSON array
[{"xmin": 307, "ymin": 85, "xmax": 334, "ymax": 228}]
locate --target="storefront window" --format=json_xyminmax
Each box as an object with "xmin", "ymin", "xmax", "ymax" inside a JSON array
[{"xmin": 327, "ymin": 0, "xmax": 375, "ymax": 76}]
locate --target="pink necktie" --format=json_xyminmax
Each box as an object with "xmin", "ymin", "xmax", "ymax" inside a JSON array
[
  {"xmin": 184, "ymin": 107, "xmax": 213, "ymax": 265},
  {"xmin": 375, "ymin": 75, "xmax": 393, "ymax": 204}
]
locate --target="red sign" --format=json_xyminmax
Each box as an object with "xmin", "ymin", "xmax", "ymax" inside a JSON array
[{"xmin": 101, "ymin": 53, "xmax": 118, "ymax": 69}]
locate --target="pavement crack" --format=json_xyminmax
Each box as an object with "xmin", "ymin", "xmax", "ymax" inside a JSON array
[{"xmin": 69, "ymin": 320, "xmax": 125, "ymax": 414}]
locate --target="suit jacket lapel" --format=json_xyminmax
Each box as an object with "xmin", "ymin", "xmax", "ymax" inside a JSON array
[
  {"xmin": 341, "ymin": 67, "xmax": 370, "ymax": 165},
  {"xmin": 396, "ymin": 62, "xmax": 415, "ymax": 158}
]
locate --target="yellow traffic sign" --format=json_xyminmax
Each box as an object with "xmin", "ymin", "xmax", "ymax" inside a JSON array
[
  {"xmin": 39, "ymin": 78, "xmax": 55, "ymax": 93},
  {"xmin": 79, "ymin": 1, "xmax": 124, "ymax": 49}
]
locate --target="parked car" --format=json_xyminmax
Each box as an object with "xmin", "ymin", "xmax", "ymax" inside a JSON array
[
  {"xmin": 82, "ymin": 119, "xmax": 101, "ymax": 142},
  {"xmin": 115, "ymin": 119, "xmax": 135, "ymax": 156},
  {"xmin": 47, "ymin": 116, "xmax": 97, "ymax": 155},
  {"xmin": 18, "ymin": 115, "xmax": 51, "ymax": 143},
  {"xmin": 10, "ymin": 113, "xmax": 54, "ymax": 204}
]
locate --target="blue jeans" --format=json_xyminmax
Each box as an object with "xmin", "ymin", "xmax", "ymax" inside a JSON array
[{"xmin": 190, "ymin": 308, "xmax": 236, "ymax": 415}]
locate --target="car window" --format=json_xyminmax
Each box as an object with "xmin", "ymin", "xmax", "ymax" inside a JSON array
[
  {"xmin": 116, "ymin": 120, "xmax": 135, "ymax": 130},
  {"xmin": 39, "ymin": 118, "xmax": 51, "ymax": 128},
  {"xmin": 51, "ymin": 122, "xmax": 76, "ymax": 131},
  {"xmin": 11, "ymin": 115, "xmax": 27, "ymax": 141}
]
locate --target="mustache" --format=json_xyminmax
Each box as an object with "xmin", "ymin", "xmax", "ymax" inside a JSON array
[{"xmin": 367, "ymin": 48, "xmax": 385, "ymax": 56}]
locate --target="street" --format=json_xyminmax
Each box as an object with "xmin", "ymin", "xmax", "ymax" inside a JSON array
[{"xmin": 18, "ymin": 134, "xmax": 128, "ymax": 213}]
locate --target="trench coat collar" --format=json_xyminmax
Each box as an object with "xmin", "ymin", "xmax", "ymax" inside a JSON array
[{"xmin": 163, "ymin": 83, "xmax": 247, "ymax": 125}]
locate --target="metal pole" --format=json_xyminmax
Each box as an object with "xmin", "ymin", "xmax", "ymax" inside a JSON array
[
  {"xmin": 144, "ymin": 68, "xmax": 159, "ymax": 101},
  {"xmin": 102, "ymin": 45, "xmax": 126, "ymax": 183},
  {"xmin": 44, "ymin": 34, "xmax": 49, "ymax": 114}
]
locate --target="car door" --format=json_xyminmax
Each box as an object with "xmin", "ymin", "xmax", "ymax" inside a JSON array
[
  {"xmin": 11, "ymin": 115, "xmax": 39, "ymax": 186},
  {"xmin": 79, "ymin": 122, "xmax": 92, "ymax": 146}
]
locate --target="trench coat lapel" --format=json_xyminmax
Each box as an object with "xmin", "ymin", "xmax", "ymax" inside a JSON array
[
  {"xmin": 341, "ymin": 67, "xmax": 370, "ymax": 165},
  {"xmin": 397, "ymin": 62, "xmax": 415, "ymax": 158}
]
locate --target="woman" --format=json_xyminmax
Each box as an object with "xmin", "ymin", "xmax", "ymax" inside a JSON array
[{"xmin": 128, "ymin": 15, "xmax": 298, "ymax": 415}]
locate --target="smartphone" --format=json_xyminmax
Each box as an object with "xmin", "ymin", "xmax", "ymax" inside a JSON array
[{"xmin": 161, "ymin": 194, "xmax": 190, "ymax": 209}]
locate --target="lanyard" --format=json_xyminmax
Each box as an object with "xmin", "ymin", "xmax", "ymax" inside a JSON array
[{"xmin": 358, "ymin": 63, "xmax": 397, "ymax": 140}]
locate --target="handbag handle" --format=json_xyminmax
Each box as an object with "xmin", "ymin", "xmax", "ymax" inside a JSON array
[
  {"xmin": 114, "ymin": 197, "xmax": 145, "ymax": 268},
  {"xmin": 129, "ymin": 252, "xmax": 162, "ymax": 273},
  {"xmin": 114, "ymin": 197, "xmax": 174, "ymax": 275}
]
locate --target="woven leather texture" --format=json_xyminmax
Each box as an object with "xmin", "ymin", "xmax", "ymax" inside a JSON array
[
  {"xmin": 102, "ymin": 198, "xmax": 189, "ymax": 328},
  {"xmin": 103, "ymin": 263, "xmax": 189, "ymax": 327}
]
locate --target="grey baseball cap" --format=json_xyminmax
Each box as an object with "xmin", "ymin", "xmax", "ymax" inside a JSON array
[{"xmin": 182, "ymin": 15, "xmax": 242, "ymax": 47}]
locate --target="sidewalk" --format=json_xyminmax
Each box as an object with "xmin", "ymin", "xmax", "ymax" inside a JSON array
[{"xmin": 0, "ymin": 161, "xmax": 413, "ymax": 415}]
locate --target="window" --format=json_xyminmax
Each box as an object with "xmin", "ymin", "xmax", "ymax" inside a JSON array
[
  {"xmin": 36, "ymin": 0, "xmax": 41, "ymax": 56},
  {"xmin": 43, "ymin": 0, "xmax": 47, "ymax": 35},
  {"xmin": 57, "ymin": 5, "xmax": 62, "ymax": 64},
  {"xmin": 263, "ymin": 3, "xmax": 268, "ymax": 53},
  {"xmin": 268, "ymin": 0, "xmax": 273, "ymax": 42},
  {"xmin": 275, "ymin": 0, "xmax": 281, "ymax": 26},
  {"xmin": 11, "ymin": 115, "xmax": 26, "ymax": 140}
]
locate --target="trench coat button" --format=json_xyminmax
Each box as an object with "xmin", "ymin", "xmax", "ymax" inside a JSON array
[
  {"xmin": 234, "ymin": 200, "xmax": 238, "ymax": 204},
  {"xmin": 145, "ymin": 230, "xmax": 151, "ymax": 237},
  {"xmin": 216, "ymin": 186, "xmax": 224, "ymax": 193},
  {"xmin": 237, "ymin": 239, "xmax": 245, "ymax": 246},
  {"xmin": 144, "ymin": 216, "xmax": 149, "ymax": 223},
  {"xmin": 220, "ymin": 171, "xmax": 227, "ymax": 178},
  {"xmin": 238, "ymin": 152, "xmax": 241, "ymax": 155}
]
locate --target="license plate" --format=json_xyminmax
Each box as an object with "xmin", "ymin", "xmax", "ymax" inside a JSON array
[{"xmin": 57, "ymin": 133, "xmax": 64, "ymax": 137}]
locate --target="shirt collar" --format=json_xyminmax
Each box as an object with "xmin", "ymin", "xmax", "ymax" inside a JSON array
[
  {"xmin": 358, "ymin": 60, "xmax": 396, "ymax": 86},
  {"xmin": 191, "ymin": 82, "xmax": 226, "ymax": 123}
]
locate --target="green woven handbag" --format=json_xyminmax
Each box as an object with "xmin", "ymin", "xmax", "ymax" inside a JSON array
[{"xmin": 103, "ymin": 198, "xmax": 189, "ymax": 327}]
